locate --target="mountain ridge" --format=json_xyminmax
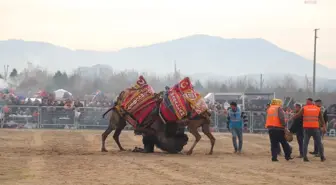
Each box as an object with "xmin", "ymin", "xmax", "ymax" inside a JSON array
[{"xmin": 0, "ymin": 35, "xmax": 335, "ymax": 79}]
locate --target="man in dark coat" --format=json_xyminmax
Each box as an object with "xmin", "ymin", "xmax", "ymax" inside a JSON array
[
  {"xmin": 289, "ymin": 103, "xmax": 304, "ymax": 158},
  {"xmin": 310, "ymin": 99, "xmax": 328, "ymax": 157}
]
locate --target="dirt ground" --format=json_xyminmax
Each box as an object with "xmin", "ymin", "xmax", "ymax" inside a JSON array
[{"xmin": 0, "ymin": 129, "xmax": 335, "ymax": 185}]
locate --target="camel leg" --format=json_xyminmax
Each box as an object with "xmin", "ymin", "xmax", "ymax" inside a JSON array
[
  {"xmin": 101, "ymin": 121, "xmax": 114, "ymax": 152},
  {"xmin": 113, "ymin": 121, "xmax": 127, "ymax": 151},
  {"xmin": 202, "ymin": 123, "xmax": 216, "ymax": 155},
  {"xmin": 186, "ymin": 124, "xmax": 201, "ymax": 155}
]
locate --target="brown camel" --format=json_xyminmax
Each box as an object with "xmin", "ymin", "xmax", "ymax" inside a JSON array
[
  {"xmin": 183, "ymin": 114, "xmax": 216, "ymax": 155},
  {"xmin": 101, "ymin": 107, "xmax": 215, "ymax": 155},
  {"xmin": 101, "ymin": 108, "xmax": 127, "ymax": 152},
  {"xmin": 101, "ymin": 88, "xmax": 215, "ymax": 155}
]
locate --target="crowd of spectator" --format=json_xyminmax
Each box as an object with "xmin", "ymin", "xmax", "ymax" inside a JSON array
[
  {"xmin": 1, "ymin": 95, "xmax": 336, "ymax": 132},
  {"xmin": 0, "ymin": 94, "xmax": 113, "ymax": 129}
]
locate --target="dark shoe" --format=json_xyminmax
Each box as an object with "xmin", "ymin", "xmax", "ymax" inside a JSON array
[
  {"xmin": 234, "ymin": 149, "xmax": 238, "ymax": 153},
  {"xmin": 272, "ymin": 158, "xmax": 279, "ymax": 162},
  {"xmin": 303, "ymin": 157, "xmax": 309, "ymax": 162},
  {"xmin": 321, "ymin": 157, "xmax": 326, "ymax": 162},
  {"xmin": 285, "ymin": 156, "xmax": 294, "ymax": 161},
  {"xmin": 309, "ymin": 151, "xmax": 318, "ymax": 155}
]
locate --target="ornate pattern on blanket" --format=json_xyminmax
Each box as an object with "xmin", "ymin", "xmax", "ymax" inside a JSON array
[
  {"xmin": 178, "ymin": 77, "xmax": 208, "ymax": 116},
  {"xmin": 120, "ymin": 76, "xmax": 157, "ymax": 127},
  {"xmin": 160, "ymin": 89, "xmax": 188, "ymax": 122}
]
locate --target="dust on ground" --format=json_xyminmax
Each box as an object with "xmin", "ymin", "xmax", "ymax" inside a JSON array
[{"xmin": 0, "ymin": 129, "xmax": 335, "ymax": 185}]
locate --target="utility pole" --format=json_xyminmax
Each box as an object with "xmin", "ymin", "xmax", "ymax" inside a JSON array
[
  {"xmin": 313, "ymin": 28, "xmax": 319, "ymax": 96},
  {"xmin": 259, "ymin": 74, "xmax": 264, "ymax": 91},
  {"xmin": 173, "ymin": 60, "xmax": 178, "ymax": 81},
  {"xmin": 3, "ymin": 65, "xmax": 9, "ymax": 81}
]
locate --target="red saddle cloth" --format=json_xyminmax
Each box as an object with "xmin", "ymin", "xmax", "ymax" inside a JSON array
[
  {"xmin": 159, "ymin": 90, "xmax": 187, "ymax": 122},
  {"xmin": 159, "ymin": 77, "xmax": 208, "ymax": 122},
  {"xmin": 120, "ymin": 76, "xmax": 157, "ymax": 128}
]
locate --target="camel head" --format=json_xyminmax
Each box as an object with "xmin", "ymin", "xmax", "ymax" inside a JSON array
[
  {"xmin": 155, "ymin": 131, "xmax": 188, "ymax": 154},
  {"xmin": 149, "ymin": 120, "xmax": 188, "ymax": 154}
]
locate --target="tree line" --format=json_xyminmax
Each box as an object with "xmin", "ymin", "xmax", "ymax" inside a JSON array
[{"xmin": 2, "ymin": 64, "xmax": 336, "ymax": 105}]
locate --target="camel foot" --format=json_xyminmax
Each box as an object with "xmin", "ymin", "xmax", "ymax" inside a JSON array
[
  {"xmin": 101, "ymin": 148, "xmax": 108, "ymax": 152},
  {"xmin": 206, "ymin": 151, "xmax": 213, "ymax": 155},
  {"xmin": 132, "ymin": 147, "xmax": 143, "ymax": 153},
  {"xmin": 186, "ymin": 150, "xmax": 193, "ymax": 155},
  {"xmin": 119, "ymin": 148, "xmax": 126, "ymax": 152}
]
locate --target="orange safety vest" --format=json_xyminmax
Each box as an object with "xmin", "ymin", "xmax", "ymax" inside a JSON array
[
  {"xmin": 302, "ymin": 105, "xmax": 320, "ymax": 128},
  {"xmin": 265, "ymin": 105, "xmax": 283, "ymax": 128}
]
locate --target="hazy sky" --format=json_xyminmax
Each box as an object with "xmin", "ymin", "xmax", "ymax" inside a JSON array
[{"xmin": 1, "ymin": 0, "xmax": 335, "ymax": 68}]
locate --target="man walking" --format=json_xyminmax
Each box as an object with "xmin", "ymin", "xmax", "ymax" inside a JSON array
[
  {"xmin": 309, "ymin": 99, "xmax": 328, "ymax": 157},
  {"xmin": 265, "ymin": 99, "xmax": 292, "ymax": 162},
  {"xmin": 292, "ymin": 98, "xmax": 326, "ymax": 162},
  {"xmin": 289, "ymin": 104, "xmax": 304, "ymax": 158},
  {"xmin": 227, "ymin": 102, "xmax": 244, "ymax": 153},
  {"xmin": 266, "ymin": 103, "xmax": 282, "ymax": 156}
]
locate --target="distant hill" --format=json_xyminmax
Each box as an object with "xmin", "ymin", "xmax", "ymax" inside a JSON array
[
  {"xmin": 189, "ymin": 73, "xmax": 336, "ymax": 92},
  {"xmin": 0, "ymin": 35, "xmax": 335, "ymax": 80}
]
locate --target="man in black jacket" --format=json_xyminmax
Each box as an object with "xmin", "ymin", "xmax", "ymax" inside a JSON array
[
  {"xmin": 290, "ymin": 104, "xmax": 304, "ymax": 158},
  {"xmin": 310, "ymin": 99, "xmax": 328, "ymax": 157}
]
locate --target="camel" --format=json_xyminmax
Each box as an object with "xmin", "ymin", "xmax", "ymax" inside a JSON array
[
  {"xmin": 101, "ymin": 77, "xmax": 216, "ymax": 155},
  {"xmin": 101, "ymin": 102, "xmax": 215, "ymax": 155}
]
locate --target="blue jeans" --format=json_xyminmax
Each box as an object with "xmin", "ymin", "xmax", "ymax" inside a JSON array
[
  {"xmin": 231, "ymin": 127, "xmax": 243, "ymax": 151},
  {"xmin": 313, "ymin": 129, "xmax": 323, "ymax": 154}
]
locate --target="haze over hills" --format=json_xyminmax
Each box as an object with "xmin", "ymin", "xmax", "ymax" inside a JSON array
[{"xmin": 0, "ymin": 35, "xmax": 335, "ymax": 83}]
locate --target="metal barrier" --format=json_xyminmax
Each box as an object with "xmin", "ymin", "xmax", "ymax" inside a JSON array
[
  {"xmin": 76, "ymin": 107, "xmax": 109, "ymax": 129},
  {"xmin": 2, "ymin": 106, "xmax": 335, "ymax": 136},
  {"xmin": 250, "ymin": 111, "xmax": 267, "ymax": 133},
  {"xmin": 1, "ymin": 105, "xmax": 39, "ymax": 129},
  {"xmin": 210, "ymin": 110, "xmax": 228, "ymax": 132},
  {"xmin": 210, "ymin": 111, "xmax": 257, "ymax": 133},
  {"xmin": 327, "ymin": 113, "xmax": 336, "ymax": 136},
  {"xmin": 40, "ymin": 106, "xmax": 76, "ymax": 129}
]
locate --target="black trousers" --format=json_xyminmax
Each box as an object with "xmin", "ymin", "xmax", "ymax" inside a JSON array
[
  {"xmin": 268, "ymin": 129, "xmax": 291, "ymax": 159},
  {"xmin": 296, "ymin": 129, "xmax": 304, "ymax": 156}
]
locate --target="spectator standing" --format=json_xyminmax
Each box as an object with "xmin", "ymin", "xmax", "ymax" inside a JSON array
[
  {"xmin": 289, "ymin": 104, "xmax": 304, "ymax": 158},
  {"xmin": 309, "ymin": 99, "xmax": 328, "ymax": 157},
  {"xmin": 227, "ymin": 102, "xmax": 244, "ymax": 153},
  {"xmin": 265, "ymin": 99, "xmax": 292, "ymax": 162},
  {"xmin": 292, "ymin": 98, "xmax": 326, "ymax": 162}
]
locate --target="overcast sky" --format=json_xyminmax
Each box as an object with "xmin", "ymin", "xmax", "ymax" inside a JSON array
[{"xmin": 1, "ymin": 0, "xmax": 335, "ymax": 68}]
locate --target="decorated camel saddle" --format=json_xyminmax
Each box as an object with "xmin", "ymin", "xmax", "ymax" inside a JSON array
[
  {"xmin": 118, "ymin": 76, "xmax": 158, "ymax": 128},
  {"xmin": 160, "ymin": 77, "xmax": 208, "ymax": 122}
]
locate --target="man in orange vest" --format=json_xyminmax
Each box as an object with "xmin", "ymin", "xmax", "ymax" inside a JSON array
[
  {"xmin": 291, "ymin": 98, "xmax": 326, "ymax": 162},
  {"xmin": 265, "ymin": 99, "xmax": 293, "ymax": 162}
]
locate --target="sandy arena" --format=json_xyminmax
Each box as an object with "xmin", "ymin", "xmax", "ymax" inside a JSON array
[{"xmin": 0, "ymin": 129, "xmax": 335, "ymax": 185}]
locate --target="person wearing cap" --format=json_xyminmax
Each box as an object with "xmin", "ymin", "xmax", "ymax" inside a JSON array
[
  {"xmin": 309, "ymin": 99, "xmax": 328, "ymax": 157},
  {"xmin": 289, "ymin": 103, "xmax": 304, "ymax": 158},
  {"xmin": 227, "ymin": 102, "xmax": 244, "ymax": 153},
  {"xmin": 265, "ymin": 99, "xmax": 292, "ymax": 161},
  {"xmin": 291, "ymin": 98, "xmax": 326, "ymax": 162},
  {"xmin": 266, "ymin": 102, "xmax": 282, "ymax": 156}
]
